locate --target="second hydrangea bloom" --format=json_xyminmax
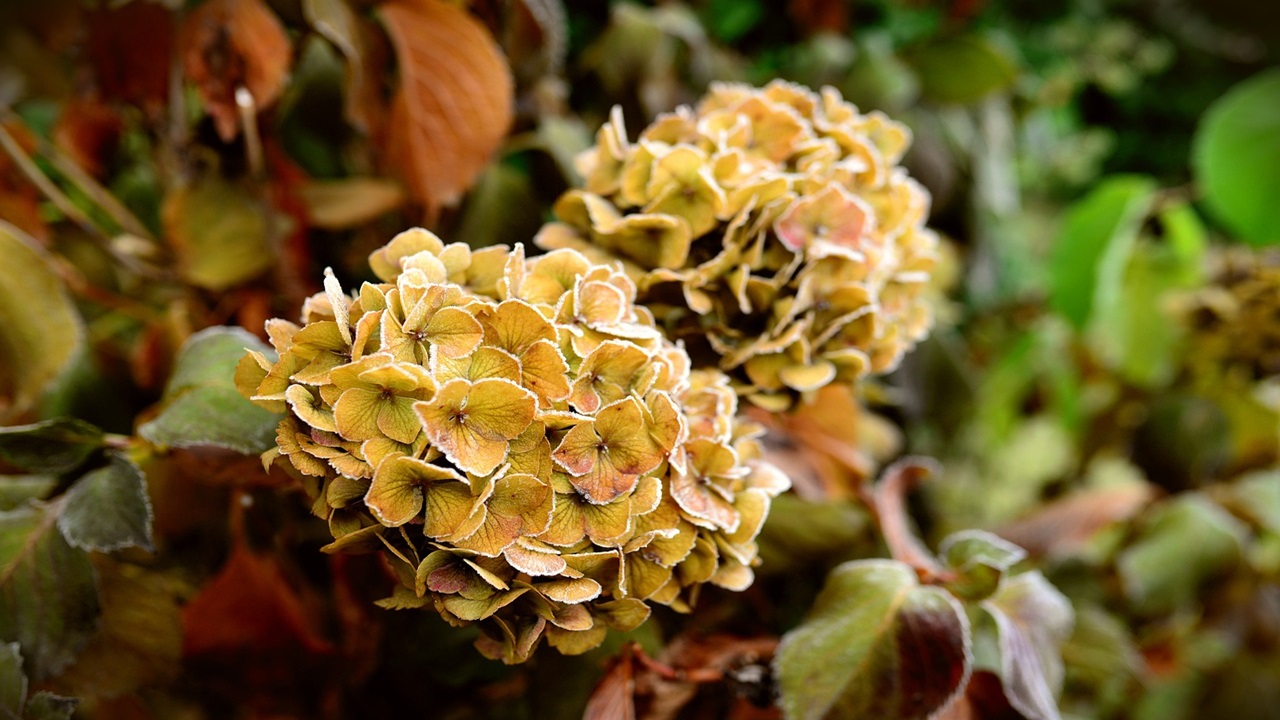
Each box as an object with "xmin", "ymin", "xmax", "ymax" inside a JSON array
[
  {"xmin": 537, "ymin": 80, "xmax": 940, "ymax": 409},
  {"xmin": 237, "ymin": 229, "xmax": 789, "ymax": 662}
]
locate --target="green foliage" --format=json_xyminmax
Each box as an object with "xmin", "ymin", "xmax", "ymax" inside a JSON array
[
  {"xmin": 0, "ymin": 643, "xmax": 77, "ymax": 720},
  {"xmin": 0, "ymin": 418, "xmax": 104, "ymax": 475},
  {"xmin": 57, "ymin": 454, "xmax": 152, "ymax": 553},
  {"xmin": 139, "ymin": 327, "xmax": 282, "ymax": 454},
  {"xmin": 1117, "ymin": 495, "xmax": 1249, "ymax": 616},
  {"xmin": 1193, "ymin": 69, "xmax": 1280, "ymax": 246},
  {"xmin": 774, "ymin": 559, "xmax": 970, "ymax": 720},
  {"xmin": 0, "ymin": 504, "xmax": 100, "ymax": 682},
  {"xmin": 907, "ymin": 34, "xmax": 1018, "ymax": 105},
  {"xmin": 0, "ymin": 224, "xmax": 85, "ymax": 423},
  {"xmin": 1049, "ymin": 175, "xmax": 1157, "ymax": 330}
]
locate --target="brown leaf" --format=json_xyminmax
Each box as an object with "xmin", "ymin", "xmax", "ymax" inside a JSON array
[
  {"xmin": 182, "ymin": 542, "xmax": 334, "ymax": 657},
  {"xmin": 52, "ymin": 98, "xmax": 123, "ymax": 179},
  {"xmin": 379, "ymin": 0, "xmax": 514, "ymax": 217},
  {"xmin": 180, "ymin": 0, "xmax": 293, "ymax": 142},
  {"xmin": 585, "ymin": 647, "xmax": 637, "ymax": 720},
  {"xmin": 86, "ymin": 0, "xmax": 174, "ymax": 108},
  {"xmin": 788, "ymin": 0, "xmax": 849, "ymax": 34},
  {"xmin": 297, "ymin": 178, "xmax": 405, "ymax": 229},
  {"xmin": 998, "ymin": 484, "xmax": 1157, "ymax": 559}
]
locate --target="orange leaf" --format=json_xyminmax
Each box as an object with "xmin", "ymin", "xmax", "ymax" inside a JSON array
[
  {"xmin": 180, "ymin": 0, "xmax": 293, "ymax": 142},
  {"xmin": 182, "ymin": 543, "xmax": 334, "ymax": 657},
  {"xmin": 379, "ymin": 0, "xmax": 514, "ymax": 217}
]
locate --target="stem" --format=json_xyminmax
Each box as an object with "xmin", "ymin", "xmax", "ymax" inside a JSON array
[{"xmin": 869, "ymin": 457, "xmax": 951, "ymax": 582}]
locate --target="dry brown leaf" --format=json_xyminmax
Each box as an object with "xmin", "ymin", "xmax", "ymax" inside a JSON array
[
  {"xmin": 180, "ymin": 0, "xmax": 293, "ymax": 142},
  {"xmin": 999, "ymin": 484, "xmax": 1157, "ymax": 559},
  {"xmin": 379, "ymin": 0, "xmax": 514, "ymax": 217},
  {"xmin": 585, "ymin": 648, "xmax": 637, "ymax": 720},
  {"xmin": 86, "ymin": 0, "xmax": 174, "ymax": 108}
]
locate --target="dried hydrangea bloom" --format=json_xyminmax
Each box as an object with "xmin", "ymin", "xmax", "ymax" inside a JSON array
[
  {"xmin": 237, "ymin": 229, "xmax": 790, "ymax": 662},
  {"xmin": 1180, "ymin": 248, "xmax": 1280, "ymax": 382},
  {"xmin": 535, "ymin": 80, "xmax": 940, "ymax": 410}
]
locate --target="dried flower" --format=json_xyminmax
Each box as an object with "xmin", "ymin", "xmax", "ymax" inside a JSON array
[
  {"xmin": 237, "ymin": 229, "xmax": 789, "ymax": 662},
  {"xmin": 535, "ymin": 81, "xmax": 939, "ymax": 410}
]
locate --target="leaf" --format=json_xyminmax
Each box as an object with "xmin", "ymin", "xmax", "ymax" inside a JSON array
[
  {"xmin": 1048, "ymin": 175, "xmax": 1157, "ymax": 330},
  {"xmin": 0, "ymin": 418, "xmax": 103, "ymax": 475},
  {"xmin": 21, "ymin": 693, "xmax": 77, "ymax": 720},
  {"xmin": 0, "ymin": 223, "xmax": 85, "ymax": 424},
  {"xmin": 1222, "ymin": 470, "xmax": 1280, "ymax": 533},
  {"xmin": 907, "ymin": 34, "xmax": 1017, "ymax": 105},
  {"xmin": 940, "ymin": 529, "xmax": 1027, "ymax": 601},
  {"xmin": 55, "ymin": 558, "xmax": 183, "ymax": 699},
  {"xmin": 774, "ymin": 559, "xmax": 971, "ymax": 720},
  {"xmin": 139, "ymin": 327, "xmax": 282, "ymax": 454},
  {"xmin": 297, "ymin": 178, "xmax": 405, "ymax": 229},
  {"xmin": 0, "ymin": 504, "xmax": 100, "ymax": 681},
  {"xmin": 0, "ymin": 478, "xmax": 56, "ymax": 513},
  {"xmin": 998, "ymin": 483, "xmax": 1156, "ymax": 559},
  {"xmin": 1117, "ymin": 494, "xmax": 1248, "ymax": 616},
  {"xmin": 981, "ymin": 572, "xmax": 1073, "ymax": 720},
  {"xmin": 380, "ymin": 0, "xmax": 515, "ymax": 215},
  {"xmin": 452, "ymin": 164, "xmax": 543, "ymax": 251},
  {"xmin": 86, "ymin": 0, "xmax": 174, "ymax": 107},
  {"xmin": 57, "ymin": 454, "xmax": 152, "ymax": 553},
  {"xmin": 303, "ymin": 0, "xmax": 381, "ymax": 134},
  {"xmin": 583, "ymin": 648, "xmax": 636, "ymax": 720},
  {"xmin": 180, "ymin": 0, "xmax": 293, "ymax": 142},
  {"xmin": 161, "ymin": 176, "xmax": 278, "ymax": 291},
  {"xmin": 182, "ymin": 543, "xmax": 333, "ymax": 656},
  {"xmin": 0, "ymin": 642, "xmax": 25, "ymax": 718},
  {"xmin": 1192, "ymin": 69, "xmax": 1280, "ymax": 245}
]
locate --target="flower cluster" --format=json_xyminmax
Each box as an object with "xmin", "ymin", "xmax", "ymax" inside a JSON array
[
  {"xmin": 536, "ymin": 81, "xmax": 939, "ymax": 410},
  {"xmin": 236, "ymin": 229, "xmax": 789, "ymax": 662},
  {"xmin": 1181, "ymin": 248, "xmax": 1280, "ymax": 383}
]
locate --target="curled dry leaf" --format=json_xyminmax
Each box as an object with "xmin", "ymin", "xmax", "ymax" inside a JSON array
[
  {"xmin": 180, "ymin": 0, "xmax": 293, "ymax": 142},
  {"xmin": 998, "ymin": 483, "xmax": 1157, "ymax": 559},
  {"xmin": 379, "ymin": 0, "xmax": 514, "ymax": 217}
]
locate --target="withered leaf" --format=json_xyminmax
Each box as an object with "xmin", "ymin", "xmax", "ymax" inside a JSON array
[
  {"xmin": 379, "ymin": 0, "xmax": 514, "ymax": 216},
  {"xmin": 181, "ymin": 0, "xmax": 293, "ymax": 141}
]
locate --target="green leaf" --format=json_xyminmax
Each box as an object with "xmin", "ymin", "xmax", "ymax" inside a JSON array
[
  {"xmin": 907, "ymin": 34, "xmax": 1017, "ymax": 105},
  {"xmin": 774, "ymin": 559, "xmax": 970, "ymax": 720},
  {"xmin": 1049, "ymin": 175, "xmax": 1157, "ymax": 330},
  {"xmin": 1060, "ymin": 605, "xmax": 1143, "ymax": 716},
  {"xmin": 162, "ymin": 177, "xmax": 278, "ymax": 291},
  {"xmin": 0, "ymin": 223, "xmax": 85, "ymax": 424},
  {"xmin": 0, "ymin": 642, "xmax": 25, "ymax": 718},
  {"xmin": 0, "ymin": 418, "xmax": 103, "ymax": 474},
  {"xmin": 138, "ymin": 327, "xmax": 282, "ymax": 454},
  {"xmin": 982, "ymin": 571, "xmax": 1073, "ymax": 720},
  {"xmin": 1192, "ymin": 69, "xmax": 1280, "ymax": 245},
  {"xmin": 57, "ymin": 454, "xmax": 152, "ymax": 553},
  {"xmin": 1088, "ymin": 238, "xmax": 1201, "ymax": 387},
  {"xmin": 0, "ymin": 504, "xmax": 100, "ymax": 681},
  {"xmin": 704, "ymin": 0, "xmax": 762, "ymax": 43},
  {"xmin": 0, "ymin": 477, "xmax": 57, "ymax": 512},
  {"xmin": 940, "ymin": 529, "xmax": 1027, "ymax": 601},
  {"xmin": 1117, "ymin": 494, "xmax": 1248, "ymax": 616},
  {"xmin": 21, "ymin": 693, "xmax": 77, "ymax": 720},
  {"xmin": 1222, "ymin": 470, "xmax": 1280, "ymax": 533}
]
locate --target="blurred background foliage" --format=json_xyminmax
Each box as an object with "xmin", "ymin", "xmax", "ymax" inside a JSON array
[{"xmin": 0, "ymin": 0, "xmax": 1279, "ymax": 718}]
